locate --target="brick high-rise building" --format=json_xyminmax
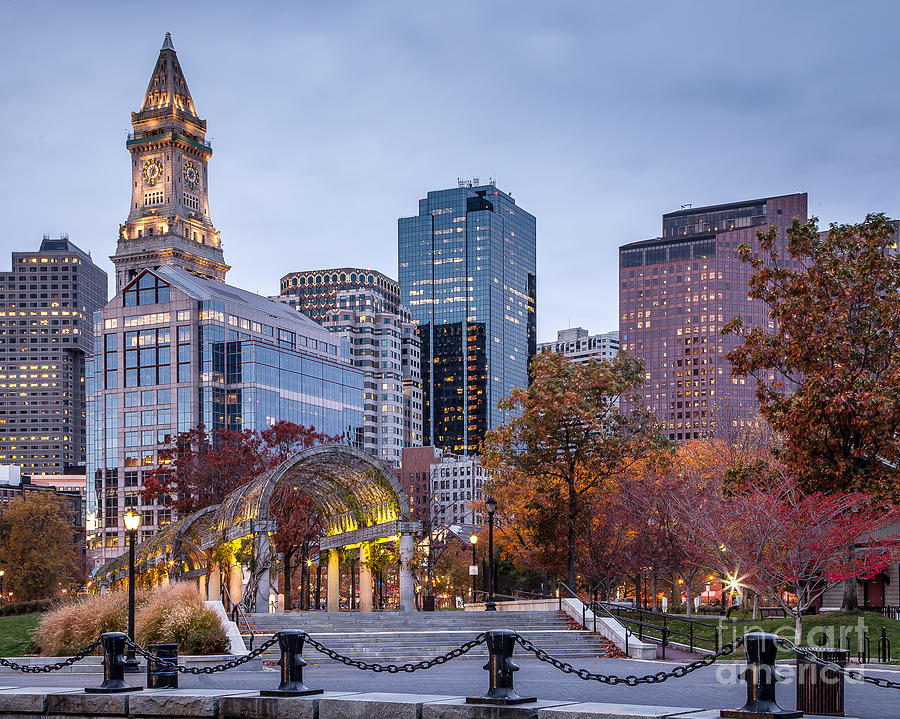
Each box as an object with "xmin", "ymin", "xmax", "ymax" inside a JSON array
[
  {"xmin": 0, "ymin": 237, "xmax": 107, "ymax": 472},
  {"xmin": 618, "ymin": 193, "xmax": 807, "ymax": 441}
]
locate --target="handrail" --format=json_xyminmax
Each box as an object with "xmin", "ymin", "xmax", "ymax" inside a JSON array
[
  {"xmin": 599, "ymin": 601, "xmax": 718, "ymax": 655},
  {"xmin": 223, "ymin": 582, "xmax": 254, "ymax": 651},
  {"xmin": 601, "ymin": 601, "xmax": 721, "ymax": 629}
]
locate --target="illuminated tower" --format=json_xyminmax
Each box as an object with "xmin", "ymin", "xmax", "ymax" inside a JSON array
[{"xmin": 111, "ymin": 33, "xmax": 228, "ymax": 292}]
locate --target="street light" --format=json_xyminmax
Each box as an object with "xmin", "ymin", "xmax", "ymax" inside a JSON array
[
  {"xmin": 123, "ymin": 509, "xmax": 141, "ymax": 673},
  {"xmin": 484, "ymin": 497, "xmax": 497, "ymax": 612},
  {"xmin": 469, "ymin": 533, "xmax": 478, "ymax": 603},
  {"xmin": 0, "ymin": 570, "xmax": 4, "ymax": 600}
]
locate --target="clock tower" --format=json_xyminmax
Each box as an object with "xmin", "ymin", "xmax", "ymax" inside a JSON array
[{"xmin": 111, "ymin": 32, "xmax": 229, "ymax": 291}]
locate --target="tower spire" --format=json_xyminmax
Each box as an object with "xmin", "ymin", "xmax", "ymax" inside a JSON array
[{"xmin": 140, "ymin": 32, "xmax": 198, "ymax": 118}]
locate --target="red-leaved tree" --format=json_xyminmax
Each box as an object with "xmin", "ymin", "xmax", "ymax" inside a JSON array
[{"xmin": 672, "ymin": 471, "xmax": 900, "ymax": 641}]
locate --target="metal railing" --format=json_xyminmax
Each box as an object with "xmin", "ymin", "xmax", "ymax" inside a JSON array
[
  {"xmin": 222, "ymin": 583, "xmax": 254, "ymax": 651},
  {"xmin": 862, "ymin": 605, "xmax": 900, "ymax": 621},
  {"xmin": 599, "ymin": 601, "xmax": 721, "ymax": 655}
]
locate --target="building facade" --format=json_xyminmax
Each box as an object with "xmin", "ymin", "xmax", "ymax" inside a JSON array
[
  {"xmin": 86, "ymin": 266, "xmax": 364, "ymax": 559},
  {"xmin": 278, "ymin": 269, "xmax": 400, "ymax": 324},
  {"xmin": 86, "ymin": 35, "xmax": 365, "ymax": 563},
  {"xmin": 320, "ymin": 288, "xmax": 422, "ymax": 467},
  {"xmin": 0, "ymin": 237, "xmax": 107, "ymax": 473},
  {"xmin": 538, "ymin": 328, "xmax": 619, "ymax": 364},
  {"xmin": 399, "ymin": 446, "xmax": 442, "ymax": 523},
  {"xmin": 275, "ymin": 269, "xmax": 423, "ymax": 468},
  {"xmin": 618, "ymin": 193, "xmax": 808, "ymax": 440},
  {"xmin": 398, "ymin": 180, "xmax": 537, "ymax": 454},
  {"xmin": 111, "ymin": 33, "xmax": 228, "ymax": 292},
  {"xmin": 429, "ymin": 453, "xmax": 488, "ymax": 528}
]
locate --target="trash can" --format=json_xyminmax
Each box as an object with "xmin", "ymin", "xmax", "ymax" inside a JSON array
[
  {"xmin": 796, "ymin": 646, "xmax": 848, "ymax": 717},
  {"xmin": 147, "ymin": 643, "xmax": 178, "ymax": 689},
  {"xmin": 422, "ymin": 595, "xmax": 435, "ymax": 612}
]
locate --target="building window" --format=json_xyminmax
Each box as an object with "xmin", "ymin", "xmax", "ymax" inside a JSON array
[{"xmin": 124, "ymin": 273, "xmax": 170, "ymax": 307}]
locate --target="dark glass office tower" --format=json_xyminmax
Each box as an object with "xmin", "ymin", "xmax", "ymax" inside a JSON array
[{"xmin": 399, "ymin": 181, "xmax": 536, "ymax": 454}]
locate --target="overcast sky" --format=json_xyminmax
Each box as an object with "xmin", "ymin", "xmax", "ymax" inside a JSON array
[{"xmin": 2, "ymin": 1, "xmax": 898, "ymax": 341}]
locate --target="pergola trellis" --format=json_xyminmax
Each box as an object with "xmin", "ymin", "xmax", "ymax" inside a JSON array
[
  {"xmin": 93, "ymin": 505, "xmax": 217, "ymax": 587},
  {"xmin": 95, "ymin": 445, "xmax": 421, "ymax": 612}
]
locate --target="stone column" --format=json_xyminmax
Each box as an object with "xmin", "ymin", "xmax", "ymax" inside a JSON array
[
  {"xmin": 228, "ymin": 564, "xmax": 243, "ymax": 606},
  {"xmin": 254, "ymin": 533, "xmax": 271, "ymax": 613},
  {"xmin": 327, "ymin": 550, "xmax": 340, "ymax": 612},
  {"xmin": 198, "ymin": 573, "xmax": 207, "ymax": 599},
  {"xmin": 207, "ymin": 565, "xmax": 221, "ymax": 602},
  {"xmin": 398, "ymin": 533, "xmax": 415, "ymax": 612},
  {"xmin": 359, "ymin": 543, "xmax": 374, "ymax": 612}
]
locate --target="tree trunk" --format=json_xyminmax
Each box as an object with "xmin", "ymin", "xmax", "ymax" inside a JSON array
[
  {"xmin": 752, "ymin": 593, "xmax": 758, "ymax": 621},
  {"xmin": 567, "ymin": 475, "xmax": 577, "ymax": 590},
  {"xmin": 651, "ymin": 573, "xmax": 658, "ymax": 612},
  {"xmin": 841, "ymin": 577, "xmax": 859, "ymax": 611},
  {"xmin": 685, "ymin": 577, "xmax": 693, "ymax": 618},
  {"xmin": 794, "ymin": 611, "xmax": 803, "ymax": 644}
]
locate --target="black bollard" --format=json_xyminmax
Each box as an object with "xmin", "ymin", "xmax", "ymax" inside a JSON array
[
  {"xmin": 85, "ymin": 633, "xmax": 142, "ymax": 694},
  {"xmin": 721, "ymin": 632, "xmax": 800, "ymax": 719},
  {"xmin": 466, "ymin": 629, "xmax": 536, "ymax": 705},
  {"xmin": 147, "ymin": 643, "xmax": 178, "ymax": 689},
  {"xmin": 260, "ymin": 631, "xmax": 323, "ymax": 697}
]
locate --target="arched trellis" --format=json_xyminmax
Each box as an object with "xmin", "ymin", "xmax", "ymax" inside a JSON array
[
  {"xmin": 200, "ymin": 444, "xmax": 419, "ymax": 612},
  {"xmin": 92, "ymin": 505, "xmax": 218, "ymax": 588}
]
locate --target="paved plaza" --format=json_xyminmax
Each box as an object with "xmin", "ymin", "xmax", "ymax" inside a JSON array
[{"xmin": 3, "ymin": 656, "xmax": 899, "ymax": 719}]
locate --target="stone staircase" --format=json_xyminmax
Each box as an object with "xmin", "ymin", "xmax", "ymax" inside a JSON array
[{"xmin": 240, "ymin": 610, "xmax": 618, "ymax": 664}]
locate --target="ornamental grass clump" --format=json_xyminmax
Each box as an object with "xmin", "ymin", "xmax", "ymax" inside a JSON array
[
  {"xmin": 35, "ymin": 591, "xmax": 139, "ymax": 656},
  {"xmin": 135, "ymin": 582, "xmax": 227, "ymax": 655}
]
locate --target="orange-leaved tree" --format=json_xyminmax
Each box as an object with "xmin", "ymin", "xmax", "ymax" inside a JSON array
[{"xmin": 483, "ymin": 351, "xmax": 667, "ymax": 590}]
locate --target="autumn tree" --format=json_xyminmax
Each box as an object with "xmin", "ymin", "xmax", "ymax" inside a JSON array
[
  {"xmin": 672, "ymin": 471, "xmax": 900, "ymax": 641},
  {"xmin": 143, "ymin": 420, "xmax": 336, "ymax": 608},
  {"xmin": 0, "ymin": 493, "xmax": 77, "ymax": 600},
  {"xmin": 483, "ymin": 352, "xmax": 667, "ymax": 589},
  {"xmin": 724, "ymin": 213, "xmax": 900, "ymax": 498}
]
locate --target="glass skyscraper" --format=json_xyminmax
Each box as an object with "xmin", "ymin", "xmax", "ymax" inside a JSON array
[{"xmin": 398, "ymin": 181, "xmax": 536, "ymax": 454}]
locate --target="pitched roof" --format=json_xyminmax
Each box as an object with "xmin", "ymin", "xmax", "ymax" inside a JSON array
[
  {"xmin": 140, "ymin": 33, "xmax": 199, "ymax": 118},
  {"xmin": 153, "ymin": 265, "xmax": 325, "ymax": 332}
]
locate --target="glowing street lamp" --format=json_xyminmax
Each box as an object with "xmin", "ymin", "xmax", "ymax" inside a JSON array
[{"xmin": 123, "ymin": 509, "xmax": 141, "ymax": 672}]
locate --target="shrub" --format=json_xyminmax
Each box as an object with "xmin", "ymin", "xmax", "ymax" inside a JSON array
[
  {"xmin": 35, "ymin": 582, "xmax": 227, "ymax": 656},
  {"xmin": 35, "ymin": 591, "xmax": 138, "ymax": 656},
  {"xmin": 0, "ymin": 598, "xmax": 56, "ymax": 616},
  {"xmin": 135, "ymin": 582, "xmax": 227, "ymax": 655}
]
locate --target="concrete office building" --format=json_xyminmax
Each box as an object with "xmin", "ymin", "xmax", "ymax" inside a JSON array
[
  {"xmin": 538, "ymin": 328, "xmax": 619, "ymax": 364},
  {"xmin": 0, "ymin": 237, "xmax": 107, "ymax": 473}
]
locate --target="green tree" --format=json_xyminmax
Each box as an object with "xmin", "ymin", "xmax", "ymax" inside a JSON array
[
  {"xmin": 483, "ymin": 352, "xmax": 667, "ymax": 589},
  {"xmin": 0, "ymin": 493, "xmax": 77, "ymax": 600},
  {"xmin": 724, "ymin": 213, "xmax": 900, "ymax": 498}
]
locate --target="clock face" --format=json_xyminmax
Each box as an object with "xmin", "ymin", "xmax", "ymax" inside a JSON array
[
  {"xmin": 142, "ymin": 158, "xmax": 163, "ymax": 186},
  {"xmin": 183, "ymin": 161, "xmax": 200, "ymax": 189}
]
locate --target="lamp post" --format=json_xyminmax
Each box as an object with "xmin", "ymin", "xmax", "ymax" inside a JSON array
[
  {"xmin": 0, "ymin": 570, "xmax": 4, "ymax": 600},
  {"xmin": 484, "ymin": 497, "xmax": 497, "ymax": 611},
  {"xmin": 123, "ymin": 509, "xmax": 142, "ymax": 673},
  {"xmin": 469, "ymin": 533, "xmax": 478, "ymax": 603}
]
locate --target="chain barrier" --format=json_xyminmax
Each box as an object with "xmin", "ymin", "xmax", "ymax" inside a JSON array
[
  {"xmin": 516, "ymin": 635, "xmax": 744, "ymax": 686},
  {"xmin": 304, "ymin": 632, "xmax": 487, "ymax": 673},
  {"xmin": 0, "ymin": 641, "xmax": 100, "ymax": 674},
  {"xmin": 776, "ymin": 637, "xmax": 900, "ymax": 690},
  {"xmin": 125, "ymin": 636, "xmax": 279, "ymax": 675}
]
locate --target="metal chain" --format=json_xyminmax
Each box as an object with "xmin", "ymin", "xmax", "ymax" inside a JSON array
[
  {"xmin": 516, "ymin": 635, "xmax": 744, "ymax": 686},
  {"xmin": 125, "ymin": 636, "xmax": 279, "ymax": 674},
  {"xmin": 304, "ymin": 632, "xmax": 487, "ymax": 673},
  {"xmin": 0, "ymin": 641, "xmax": 101, "ymax": 674},
  {"xmin": 776, "ymin": 637, "xmax": 900, "ymax": 690}
]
